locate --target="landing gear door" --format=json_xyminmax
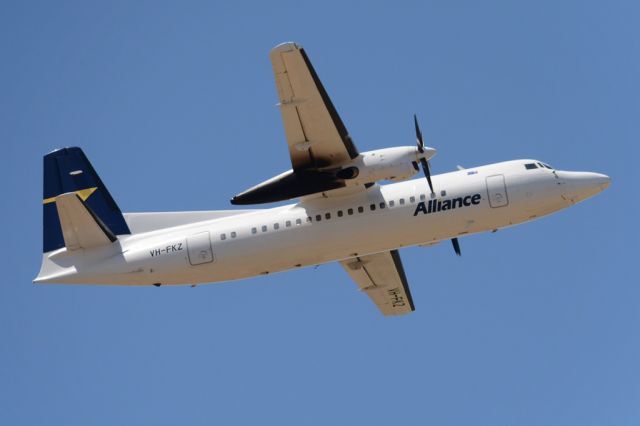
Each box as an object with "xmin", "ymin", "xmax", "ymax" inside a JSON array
[
  {"xmin": 486, "ymin": 175, "xmax": 509, "ymax": 208},
  {"xmin": 187, "ymin": 231, "xmax": 214, "ymax": 266}
]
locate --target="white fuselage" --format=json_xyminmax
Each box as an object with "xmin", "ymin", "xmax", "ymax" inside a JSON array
[{"xmin": 35, "ymin": 159, "xmax": 609, "ymax": 286}]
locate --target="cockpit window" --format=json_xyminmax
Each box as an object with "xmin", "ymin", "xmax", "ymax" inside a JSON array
[
  {"xmin": 525, "ymin": 163, "xmax": 538, "ymax": 170},
  {"xmin": 534, "ymin": 161, "xmax": 553, "ymax": 170}
]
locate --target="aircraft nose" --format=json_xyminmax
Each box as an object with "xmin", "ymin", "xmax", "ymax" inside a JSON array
[
  {"xmin": 559, "ymin": 171, "xmax": 610, "ymax": 203},
  {"xmin": 596, "ymin": 173, "xmax": 611, "ymax": 190}
]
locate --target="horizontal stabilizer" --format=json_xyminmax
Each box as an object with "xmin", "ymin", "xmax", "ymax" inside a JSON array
[
  {"xmin": 42, "ymin": 147, "xmax": 130, "ymax": 252},
  {"xmin": 55, "ymin": 192, "xmax": 116, "ymax": 251}
]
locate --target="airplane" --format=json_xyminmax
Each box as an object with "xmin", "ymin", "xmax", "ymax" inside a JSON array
[{"xmin": 34, "ymin": 42, "xmax": 610, "ymax": 316}]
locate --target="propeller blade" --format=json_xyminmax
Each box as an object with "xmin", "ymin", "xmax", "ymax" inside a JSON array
[
  {"xmin": 420, "ymin": 157, "xmax": 435, "ymax": 194},
  {"xmin": 414, "ymin": 114, "xmax": 424, "ymax": 152},
  {"xmin": 414, "ymin": 114, "xmax": 433, "ymax": 193},
  {"xmin": 451, "ymin": 238, "xmax": 461, "ymax": 256}
]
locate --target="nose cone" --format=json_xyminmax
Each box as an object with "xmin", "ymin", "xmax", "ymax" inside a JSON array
[
  {"xmin": 559, "ymin": 171, "xmax": 610, "ymax": 203},
  {"xmin": 416, "ymin": 146, "xmax": 437, "ymax": 161},
  {"xmin": 596, "ymin": 173, "xmax": 611, "ymax": 190}
]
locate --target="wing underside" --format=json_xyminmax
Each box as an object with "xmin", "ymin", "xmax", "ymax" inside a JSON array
[
  {"xmin": 270, "ymin": 42, "xmax": 358, "ymax": 170},
  {"xmin": 232, "ymin": 42, "xmax": 363, "ymax": 205},
  {"xmin": 340, "ymin": 250, "xmax": 415, "ymax": 316}
]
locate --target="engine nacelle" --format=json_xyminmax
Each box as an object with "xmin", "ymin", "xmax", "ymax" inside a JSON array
[
  {"xmin": 231, "ymin": 146, "xmax": 436, "ymax": 205},
  {"xmin": 339, "ymin": 146, "xmax": 436, "ymax": 186}
]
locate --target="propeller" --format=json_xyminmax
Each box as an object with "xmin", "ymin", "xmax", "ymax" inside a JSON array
[
  {"xmin": 415, "ymin": 114, "xmax": 462, "ymax": 257},
  {"xmin": 451, "ymin": 238, "xmax": 461, "ymax": 256},
  {"xmin": 414, "ymin": 114, "xmax": 434, "ymax": 194}
]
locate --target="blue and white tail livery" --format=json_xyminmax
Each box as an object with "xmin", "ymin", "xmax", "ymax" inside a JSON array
[
  {"xmin": 42, "ymin": 147, "xmax": 130, "ymax": 252},
  {"xmin": 34, "ymin": 42, "xmax": 610, "ymax": 316}
]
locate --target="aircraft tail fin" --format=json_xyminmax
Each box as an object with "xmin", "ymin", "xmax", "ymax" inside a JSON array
[{"xmin": 42, "ymin": 147, "xmax": 130, "ymax": 252}]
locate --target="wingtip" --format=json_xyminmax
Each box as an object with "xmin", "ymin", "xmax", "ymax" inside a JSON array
[{"xmin": 271, "ymin": 42, "xmax": 301, "ymax": 53}]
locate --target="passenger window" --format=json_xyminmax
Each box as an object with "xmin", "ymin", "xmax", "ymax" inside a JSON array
[
  {"xmin": 440, "ymin": 190, "xmax": 446, "ymax": 197},
  {"xmin": 379, "ymin": 202, "xmax": 385, "ymax": 209},
  {"xmin": 325, "ymin": 212, "xmax": 331, "ymax": 220},
  {"xmin": 410, "ymin": 196, "xmax": 415, "ymax": 203},
  {"xmin": 220, "ymin": 233, "xmax": 226, "ymax": 240},
  {"xmin": 525, "ymin": 163, "xmax": 538, "ymax": 170},
  {"xmin": 389, "ymin": 200, "xmax": 395, "ymax": 207},
  {"xmin": 348, "ymin": 208, "xmax": 354, "ymax": 215},
  {"xmin": 261, "ymin": 225, "xmax": 267, "ymax": 232},
  {"xmin": 358, "ymin": 206, "xmax": 364, "ymax": 213},
  {"xmin": 316, "ymin": 214, "xmax": 322, "ymax": 222},
  {"xmin": 370, "ymin": 204, "xmax": 376, "ymax": 211},
  {"xmin": 399, "ymin": 198, "xmax": 405, "ymax": 205},
  {"xmin": 306, "ymin": 216, "xmax": 312, "ymax": 223},
  {"xmin": 251, "ymin": 227, "xmax": 257, "ymax": 234},
  {"xmin": 337, "ymin": 210, "xmax": 343, "ymax": 217},
  {"xmin": 231, "ymin": 231, "xmax": 237, "ymax": 238},
  {"xmin": 296, "ymin": 218, "xmax": 302, "ymax": 225},
  {"xmin": 274, "ymin": 223, "xmax": 279, "ymax": 230},
  {"xmin": 285, "ymin": 220, "xmax": 291, "ymax": 227},
  {"xmin": 419, "ymin": 194, "xmax": 426, "ymax": 201}
]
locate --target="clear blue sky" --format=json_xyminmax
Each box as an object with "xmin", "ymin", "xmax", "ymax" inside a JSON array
[{"xmin": 2, "ymin": 1, "xmax": 638, "ymax": 425}]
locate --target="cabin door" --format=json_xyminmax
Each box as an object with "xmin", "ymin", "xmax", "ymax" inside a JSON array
[
  {"xmin": 486, "ymin": 175, "xmax": 509, "ymax": 208},
  {"xmin": 187, "ymin": 231, "xmax": 214, "ymax": 265}
]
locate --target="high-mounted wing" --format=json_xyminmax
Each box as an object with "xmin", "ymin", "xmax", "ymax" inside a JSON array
[
  {"xmin": 340, "ymin": 250, "xmax": 415, "ymax": 316},
  {"xmin": 270, "ymin": 42, "xmax": 358, "ymax": 170},
  {"xmin": 231, "ymin": 42, "xmax": 363, "ymax": 205}
]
